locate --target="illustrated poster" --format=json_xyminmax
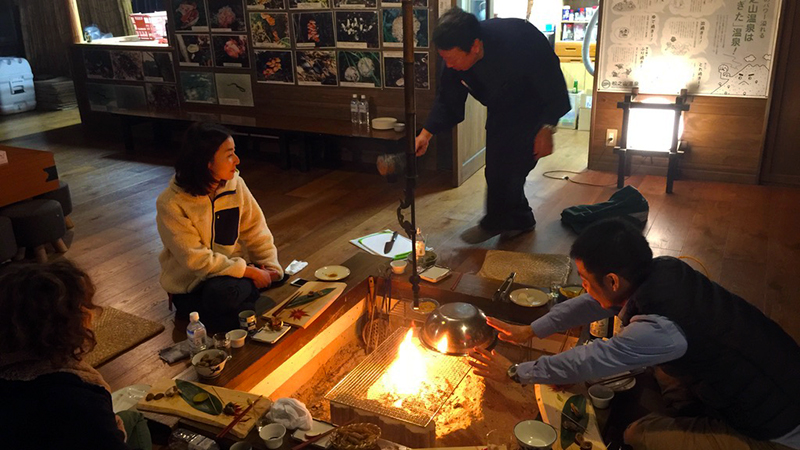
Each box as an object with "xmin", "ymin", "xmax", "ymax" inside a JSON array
[
  {"xmin": 84, "ymin": 50, "xmax": 113, "ymax": 79},
  {"xmin": 215, "ymin": 73, "xmax": 254, "ymax": 106},
  {"xmin": 146, "ymin": 83, "xmax": 181, "ymax": 112},
  {"xmin": 250, "ymin": 12, "xmax": 291, "ymax": 48},
  {"xmin": 293, "ymin": 12, "xmax": 336, "ymax": 48},
  {"xmin": 296, "ymin": 50, "xmax": 338, "ymax": 85},
  {"xmin": 212, "ymin": 35, "xmax": 251, "ymax": 67},
  {"xmin": 335, "ymin": 11, "xmax": 379, "ymax": 48},
  {"xmin": 173, "ymin": 0, "xmax": 209, "ymax": 31},
  {"xmin": 597, "ymin": 0, "xmax": 782, "ymax": 97},
  {"xmin": 255, "ymin": 50, "xmax": 295, "ymax": 84},
  {"xmin": 383, "ymin": 51, "xmax": 429, "ymax": 89},
  {"xmin": 142, "ymin": 52, "xmax": 176, "ymax": 82},
  {"xmin": 208, "ymin": 0, "xmax": 247, "ymax": 31},
  {"xmin": 246, "ymin": 0, "xmax": 287, "ymax": 9},
  {"xmin": 338, "ymin": 51, "xmax": 381, "ymax": 87},
  {"xmin": 333, "ymin": 0, "xmax": 376, "ymax": 8},
  {"xmin": 177, "ymin": 34, "xmax": 213, "ymax": 66},
  {"xmin": 180, "ymin": 71, "xmax": 218, "ymax": 103},
  {"xmin": 382, "ymin": 9, "xmax": 428, "ymax": 48},
  {"xmin": 111, "ymin": 51, "xmax": 144, "ymax": 81}
]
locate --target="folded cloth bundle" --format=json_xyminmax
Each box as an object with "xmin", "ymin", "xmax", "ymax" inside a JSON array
[
  {"xmin": 158, "ymin": 340, "xmax": 190, "ymax": 364},
  {"xmin": 561, "ymin": 185, "xmax": 649, "ymax": 233}
]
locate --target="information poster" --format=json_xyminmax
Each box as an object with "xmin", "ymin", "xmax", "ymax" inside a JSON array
[{"xmin": 597, "ymin": 0, "xmax": 782, "ymax": 97}]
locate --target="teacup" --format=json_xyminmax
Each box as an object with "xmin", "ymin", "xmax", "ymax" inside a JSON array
[{"xmin": 260, "ymin": 423, "xmax": 286, "ymax": 449}]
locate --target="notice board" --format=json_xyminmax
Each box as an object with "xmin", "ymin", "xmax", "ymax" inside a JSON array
[{"xmin": 596, "ymin": 0, "xmax": 782, "ymax": 97}]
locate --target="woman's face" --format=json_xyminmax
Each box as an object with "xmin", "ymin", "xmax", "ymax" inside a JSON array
[{"xmin": 208, "ymin": 136, "xmax": 240, "ymax": 183}]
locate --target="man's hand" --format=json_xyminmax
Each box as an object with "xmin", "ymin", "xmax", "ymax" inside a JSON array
[
  {"xmin": 468, "ymin": 347, "xmax": 514, "ymax": 382},
  {"xmin": 487, "ymin": 317, "xmax": 535, "ymax": 344},
  {"xmin": 533, "ymin": 126, "xmax": 554, "ymax": 160},
  {"xmin": 415, "ymin": 129, "xmax": 433, "ymax": 156},
  {"xmin": 259, "ymin": 265, "xmax": 283, "ymax": 282},
  {"xmin": 115, "ymin": 414, "xmax": 127, "ymax": 442},
  {"xmin": 244, "ymin": 265, "xmax": 272, "ymax": 289}
]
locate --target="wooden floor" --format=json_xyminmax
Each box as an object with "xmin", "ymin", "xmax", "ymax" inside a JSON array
[{"xmin": 1, "ymin": 110, "xmax": 799, "ymax": 392}]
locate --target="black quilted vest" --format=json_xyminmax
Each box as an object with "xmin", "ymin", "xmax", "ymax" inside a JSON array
[{"xmin": 621, "ymin": 257, "xmax": 800, "ymax": 440}]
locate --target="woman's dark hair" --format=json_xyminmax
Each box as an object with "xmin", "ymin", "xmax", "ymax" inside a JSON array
[
  {"xmin": 433, "ymin": 7, "xmax": 481, "ymax": 52},
  {"xmin": 570, "ymin": 218, "xmax": 653, "ymax": 287},
  {"xmin": 174, "ymin": 122, "xmax": 233, "ymax": 196},
  {"xmin": 0, "ymin": 260, "xmax": 99, "ymax": 364}
]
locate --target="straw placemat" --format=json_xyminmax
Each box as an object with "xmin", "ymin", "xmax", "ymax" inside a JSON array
[
  {"xmin": 85, "ymin": 307, "xmax": 165, "ymax": 368},
  {"xmin": 477, "ymin": 251, "xmax": 571, "ymax": 288}
]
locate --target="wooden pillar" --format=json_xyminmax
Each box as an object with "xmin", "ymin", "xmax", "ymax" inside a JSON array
[{"xmin": 66, "ymin": 0, "xmax": 83, "ymax": 43}]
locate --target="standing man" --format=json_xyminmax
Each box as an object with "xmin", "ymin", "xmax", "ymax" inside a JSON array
[
  {"xmin": 468, "ymin": 219, "xmax": 800, "ymax": 450},
  {"xmin": 416, "ymin": 8, "xmax": 570, "ymax": 241}
]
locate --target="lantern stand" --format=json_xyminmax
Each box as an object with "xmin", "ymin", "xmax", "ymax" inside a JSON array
[{"xmin": 614, "ymin": 88, "xmax": 691, "ymax": 194}]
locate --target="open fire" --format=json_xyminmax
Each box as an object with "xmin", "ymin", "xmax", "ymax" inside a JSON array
[
  {"xmin": 366, "ymin": 329, "xmax": 451, "ymax": 409},
  {"xmin": 326, "ymin": 327, "xmax": 471, "ymax": 429}
]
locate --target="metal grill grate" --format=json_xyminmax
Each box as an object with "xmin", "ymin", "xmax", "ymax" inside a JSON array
[{"xmin": 325, "ymin": 327, "xmax": 471, "ymax": 428}]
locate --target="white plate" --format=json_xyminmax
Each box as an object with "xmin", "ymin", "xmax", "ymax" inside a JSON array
[
  {"xmin": 251, "ymin": 325, "xmax": 291, "ymax": 344},
  {"xmin": 292, "ymin": 419, "xmax": 335, "ymax": 448},
  {"xmin": 111, "ymin": 384, "xmax": 150, "ymax": 413},
  {"xmin": 602, "ymin": 376, "xmax": 637, "ymax": 392},
  {"xmin": 315, "ymin": 265, "xmax": 350, "ymax": 281},
  {"xmin": 509, "ymin": 288, "xmax": 550, "ymax": 307}
]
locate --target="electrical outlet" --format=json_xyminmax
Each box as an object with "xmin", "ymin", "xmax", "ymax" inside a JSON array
[{"xmin": 606, "ymin": 129, "xmax": 618, "ymax": 147}]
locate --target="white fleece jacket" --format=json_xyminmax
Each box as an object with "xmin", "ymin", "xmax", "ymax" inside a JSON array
[{"xmin": 156, "ymin": 172, "xmax": 283, "ymax": 294}]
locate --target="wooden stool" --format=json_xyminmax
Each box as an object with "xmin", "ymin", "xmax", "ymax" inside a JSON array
[
  {"xmin": 35, "ymin": 180, "xmax": 74, "ymax": 229},
  {"xmin": 1, "ymin": 199, "xmax": 67, "ymax": 263}
]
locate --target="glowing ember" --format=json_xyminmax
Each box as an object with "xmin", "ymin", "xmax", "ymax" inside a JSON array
[{"xmin": 366, "ymin": 329, "xmax": 450, "ymax": 410}]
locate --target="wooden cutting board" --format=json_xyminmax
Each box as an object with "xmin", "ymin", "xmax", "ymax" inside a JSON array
[
  {"xmin": 136, "ymin": 378, "xmax": 272, "ymax": 439},
  {"xmin": 265, "ymin": 281, "xmax": 346, "ymax": 328},
  {"xmin": 535, "ymin": 384, "xmax": 607, "ymax": 450}
]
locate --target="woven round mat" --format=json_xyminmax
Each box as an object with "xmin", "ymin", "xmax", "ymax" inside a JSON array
[
  {"xmin": 84, "ymin": 307, "xmax": 165, "ymax": 367},
  {"xmin": 477, "ymin": 250, "xmax": 571, "ymax": 288}
]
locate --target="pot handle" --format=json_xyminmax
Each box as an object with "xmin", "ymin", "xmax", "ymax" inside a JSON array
[{"xmin": 485, "ymin": 331, "xmax": 499, "ymax": 352}]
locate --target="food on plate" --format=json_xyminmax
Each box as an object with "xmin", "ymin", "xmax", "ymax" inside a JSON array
[
  {"xmin": 145, "ymin": 393, "xmax": 155, "ymax": 401},
  {"xmin": 193, "ymin": 392, "xmax": 209, "ymax": 403}
]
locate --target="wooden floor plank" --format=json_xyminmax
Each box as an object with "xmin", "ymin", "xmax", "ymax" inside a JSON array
[{"xmin": 1, "ymin": 111, "xmax": 799, "ymax": 393}]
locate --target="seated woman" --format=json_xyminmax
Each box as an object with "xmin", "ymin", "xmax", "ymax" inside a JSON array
[
  {"xmin": 0, "ymin": 261, "xmax": 151, "ymax": 450},
  {"xmin": 157, "ymin": 122, "xmax": 283, "ymax": 331}
]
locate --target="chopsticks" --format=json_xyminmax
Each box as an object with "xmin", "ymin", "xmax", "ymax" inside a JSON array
[
  {"xmin": 561, "ymin": 410, "xmax": 587, "ymax": 432},
  {"xmin": 271, "ymin": 289, "xmax": 304, "ymax": 318},
  {"xmin": 216, "ymin": 396, "xmax": 261, "ymax": 439},
  {"xmin": 291, "ymin": 419, "xmax": 355, "ymax": 450},
  {"xmin": 588, "ymin": 369, "xmax": 645, "ymax": 388}
]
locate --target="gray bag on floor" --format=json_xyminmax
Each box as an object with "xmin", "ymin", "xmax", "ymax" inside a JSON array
[{"xmin": 561, "ymin": 186, "xmax": 649, "ymax": 234}]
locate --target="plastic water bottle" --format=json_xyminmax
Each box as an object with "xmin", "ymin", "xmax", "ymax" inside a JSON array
[
  {"xmin": 350, "ymin": 94, "xmax": 359, "ymax": 124},
  {"xmin": 168, "ymin": 428, "xmax": 220, "ymax": 450},
  {"xmin": 186, "ymin": 311, "xmax": 207, "ymax": 356},
  {"xmin": 358, "ymin": 94, "xmax": 369, "ymax": 126}
]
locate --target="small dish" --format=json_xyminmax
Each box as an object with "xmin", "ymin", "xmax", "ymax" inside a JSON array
[
  {"xmin": 315, "ymin": 265, "xmax": 351, "ymax": 281},
  {"xmin": 603, "ymin": 376, "xmax": 636, "ymax": 392},
  {"xmin": 514, "ymin": 419, "xmax": 557, "ymax": 450},
  {"xmin": 251, "ymin": 324, "xmax": 291, "ymax": 344},
  {"xmin": 390, "ymin": 260, "xmax": 407, "ymax": 274},
  {"xmin": 191, "ymin": 349, "xmax": 230, "ymax": 379},
  {"xmin": 227, "ymin": 329, "xmax": 248, "ymax": 348},
  {"xmin": 371, "ymin": 117, "xmax": 397, "ymax": 130},
  {"xmin": 292, "ymin": 419, "xmax": 335, "ymax": 448},
  {"xmin": 588, "ymin": 383, "xmax": 615, "ymax": 409},
  {"xmin": 509, "ymin": 288, "xmax": 550, "ymax": 307},
  {"xmin": 260, "ymin": 423, "xmax": 286, "ymax": 449},
  {"xmin": 393, "ymin": 123, "xmax": 406, "ymax": 132}
]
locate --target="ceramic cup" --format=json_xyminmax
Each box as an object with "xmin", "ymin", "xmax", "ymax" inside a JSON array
[
  {"xmin": 259, "ymin": 423, "xmax": 286, "ymax": 450},
  {"xmin": 239, "ymin": 310, "xmax": 257, "ymax": 332},
  {"xmin": 588, "ymin": 383, "xmax": 615, "ymax": 409},
  {"xmin": 227, "ymin": 329, "xmax": 247, "ymax": 348},
  {"xmin": 514, "ymin": 419, "xmax": 557, "ymax": 450},
  {"xmin": 390, "ymin": 259, "xmax": 407, "ymax": 274},
  {"xmin": 230, "ymin": 442, "xmax": 252, "ymax": 450}
]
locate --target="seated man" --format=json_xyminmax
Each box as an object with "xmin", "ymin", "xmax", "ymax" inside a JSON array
[
  {"xmin": 157, "ymin": 122, "xmax": 283, "ymax": 332},
  {"xmin": 470, "ymin": 218, "xmax": 800, "ymax": 450}
]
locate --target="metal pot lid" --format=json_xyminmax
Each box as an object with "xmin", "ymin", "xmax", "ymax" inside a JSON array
[{"xmin": 419, "ymin": 302, "xmax": 496, "ymax": 356}]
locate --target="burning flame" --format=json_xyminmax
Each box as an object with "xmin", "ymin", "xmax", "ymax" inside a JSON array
[
  {"xmin": 367, "ymin": 329, "xmax": 448, "ymax": 408},
  {"xmin": 436, "ymin": 335, "xmax": 449, "ymax": 354}
]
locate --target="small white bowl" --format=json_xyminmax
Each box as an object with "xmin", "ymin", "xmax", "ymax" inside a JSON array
[
  {"xmin": 390, "ymin": 260, "xmax": 407, "ymax": 274},
  {"xmin": 371, "ymin": 117, "xmax": 397, "ymax": 130},
  {"xmin": 230, "ymin": 442, "xmax": 252, "ymax": 450},
  {"xmin": 393, "ymin": 122, "xmax": 406, "ymax": 132},
  {"xmin": 260, "ymin": 423, "xmax": 286, "ymax": 449},
  {"xmin": 514, "ymin": 419, "xmax": 557, "ymax": 450},
  {"xmin": 588, "ymin": 383, "xmax": 615, "ymax": 409},
  {"xmin": 227, "ymin": 329, "xmax": 248, "ymax": 348},
  {"xmin": 191, "ymin": 349, "xmax": 230, "ymax": 379}
]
